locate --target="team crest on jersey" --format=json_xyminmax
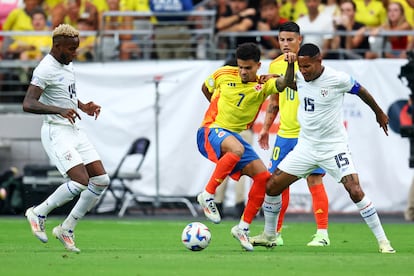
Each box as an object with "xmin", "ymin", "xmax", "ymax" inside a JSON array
[
  {"xmin": 218, "ymin": 131, "xmax": 226, "ymax": 138},
  {"xmin": 254, "ymin": 84, "xmax": 263, "ymax": 91},
  {"xmin": 63, "ymin": 151, "xmax": 72, "ymax": 161},
  {"xmin": 320, "ymin": 89, "xmax": 329, "ymax": 97},
  {"xmin": 208, "ymin": 77, "xmax": 215, "ymax": 87}
]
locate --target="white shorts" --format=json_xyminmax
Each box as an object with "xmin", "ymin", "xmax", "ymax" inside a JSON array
[
  {"xmin": 41, "ymin": 122, "xmax": 101, "ymax": 177},
  {"xmin": 278, "ymin": 140, "xmax": 357, "ymax": 182}
]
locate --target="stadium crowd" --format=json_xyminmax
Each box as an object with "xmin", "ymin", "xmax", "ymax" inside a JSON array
[{"xmin": 0, "ymin": 0, "xmax": 413, "ymax": 62}]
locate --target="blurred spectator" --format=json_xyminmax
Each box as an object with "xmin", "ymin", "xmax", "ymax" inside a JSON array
[
  {"xmin": 0, "ymin": 0, "xmax": 19, "ymax": 27},
  {"xmin": 76, "ymin": 18, "xmax": 96, "ymax": 61},
  {"xmin": 3, "ymin": 0, "xmax": 41, "ymax": 32},
  {"xmin": 279, "ymin": 0, "xmax": 308, "ymax": 21},
  {"xmin": 104, "ymin": 0, "xmax": 144, "ymax": 60},
  {"xmin": 0, "ymin": 0, "xmax": 19, "ymax": 55},
  {"xmin": 51, "ymin": 0, "xmax": 99, "ymax": 29},
  {"xmin": 2, "ymin": 0, "xmax": 42, "ymax": 56},
  {"xmin": 215, "ymin": 0, "xmax": 258, "ymax": 57},
  {"xmin": 257, "ymin": 0, "xmax": 288, "ymax": 59},
  {"xmin": 41, "ymin": 0, "xmax": 63, "ymax": 17},
  {"xmin": 369, "ymin": 1, "xmax": 411, "ymax": 59},
  {"xmin": 296, "ymin": 0, "xmax": 334, "ymax": 57},
  {"xmin": 354, "ymin": 0, "xmax": 386, "ymax": 28},
  {"xmin": 329, "ymin": 0, "xmax": 370, "ymax": 59},
  {"xmin": 6, "ymin": 8, "xmax": 51, "ymax": 61},
  {"xmin": 390, "ymin": 0, "xmax": 414, "ymax": 27},
  {"xmin": 150, "ymin": 0, "xmax": 194, "ymax": 59},
  {"xmin": 322, "ymin": 0, "xmax": 340, "ymax": 17},
  {"xmin": 194, "ymin": 0, "xmax": 230, "ymax": 59}
]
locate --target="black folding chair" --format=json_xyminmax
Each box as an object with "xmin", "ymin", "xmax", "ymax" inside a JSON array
[{"xmin": 94, "ymin": 137, "xmax": 150, "ymax": 214}]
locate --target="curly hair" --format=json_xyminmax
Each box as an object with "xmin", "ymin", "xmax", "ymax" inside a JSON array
[{"xmin": 52, "ymin": 24, "xmax": 79, "ymax": 38}]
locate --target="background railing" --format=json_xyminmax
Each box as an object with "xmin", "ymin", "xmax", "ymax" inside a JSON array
[{"xmin": 0, "ymin": 10, "xmax": 413, "ymax": 109}]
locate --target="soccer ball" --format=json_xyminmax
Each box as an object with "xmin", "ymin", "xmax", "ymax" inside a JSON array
[{"xmin": 181, "ymin": 222, "xmax": 211, "ymax": 251}]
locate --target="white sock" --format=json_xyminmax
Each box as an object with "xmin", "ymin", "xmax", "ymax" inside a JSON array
[
  {"xmin": 34, "ymin": 181, "xmax": 85, "ymax": 216},
  {"xmin": 356, "ymin": 196, "xmax": 387, "ymax": 242},
  {"xmin": 62, "ymin": 181, "xmax": 106, "ymax": 230},
  {"xmin": 238, "ymin": 220, "xmax": 249, "ymax": 231},
  {"xmin": 263, "ymin": 194, "xmax": 281, "ymax": 236},
  {"xmin": 316, "ymin": 229, "xmax": 328, "ymax": 236},
  {"xmin": 203, "ymin": 190, "xmax": 215, "ymax": 199}
]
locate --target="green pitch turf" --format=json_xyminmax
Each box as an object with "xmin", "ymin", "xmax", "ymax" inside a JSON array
[{"xmin": 0, "ymin": 217, "xmax": 413, "ymax": 276}]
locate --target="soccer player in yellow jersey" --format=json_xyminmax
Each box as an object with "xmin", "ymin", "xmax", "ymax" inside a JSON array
[
  {"xmin": 250, "ymin": 22, "xmax": 330, "ymax": 247},
  {"xmin": 197, "ymin": 42, "xmax": 295, "ymax": 251}
]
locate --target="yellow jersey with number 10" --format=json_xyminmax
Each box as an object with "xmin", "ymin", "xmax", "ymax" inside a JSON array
[
  {"xmin": 269, "ymin": 55, "xmax": 300, "ymax": 138},
  {"xmin": 202, "ymin": 65, "xmax": 278, "ymax": 133}
]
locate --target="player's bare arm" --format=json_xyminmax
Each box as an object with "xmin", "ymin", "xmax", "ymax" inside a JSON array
[
  {"xmin": 258, "ymin": 94, "xmax": 279, "ymax": 150},
  {"xmin": 79, "ymin": 100, "xmax": 101, "ymax": 120},
  {"xmin": 276, "ymin": 52, "xmax": 296, "ymax": 92},
  {"xmin": 201, "ymin": 83, "xmax": 212, "ymax": 102},
  {"xmin": 356, "ymin": 86, "xmax": 389, "ymax": 136},
  {"xmin": 23, "ymin": 84, "xmax": 80, "ymax": 124},
  {"xmin": 258, "ymin": 74, "xmax": 280, "ymax": 84}
]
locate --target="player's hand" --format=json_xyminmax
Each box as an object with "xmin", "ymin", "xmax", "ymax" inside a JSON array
[
  {"xmin": 61, "ymin": 108, "xmax": 80, "ymax": 124},
  {"xmin": 82, "ymin": 101, "xmax": 101, "ymax": 120},
  {"xmin": 284, "ymin": 52, "xmax": 296, "ymax": 64},
  {"xmin": 258, "ymin": 130, "xmax": 270, "ymax": 150},
  {"xmin": 259, "ymin": 74, "xmax": 280, "ymax": 84},
  {"xmin": 377, "ymin": 112, "xmax": 389, "ymax": 136}
]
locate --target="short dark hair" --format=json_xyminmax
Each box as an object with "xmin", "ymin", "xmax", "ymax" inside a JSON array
[
  {"xmin": 260, "ymin": 0, "xmax": 278, "ymax": 9},
  {"xmin": 341, "ymin": 0, "xmax": 356, "ymax": 11},
  {"xmin": 224, "ymin": 57, "xmax": 238, "ymax": 67},
  {"xmin": 236, "ymin": 42, "xmax": 261, "ymax": 62},
  {"xmin": 279, "ymin": 21, "xmax": 300, "ymax": 34},
  {"xmin": 298, "ymin": 43, "xmax": 320, "ymax": 57},
  {"xmin": 30, "ymin": 7, "xmax": 47, "ymax": 20}
]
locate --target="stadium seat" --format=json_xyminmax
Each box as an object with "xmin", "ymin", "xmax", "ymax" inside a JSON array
[{"xmin": 95, "ymin": 137, "xmax": 151, "ymax": 215}]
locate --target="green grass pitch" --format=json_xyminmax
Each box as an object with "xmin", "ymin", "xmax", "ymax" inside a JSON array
[{"xmin": 0, "ymin": 217, "xmax": 413, "ymax": 275}]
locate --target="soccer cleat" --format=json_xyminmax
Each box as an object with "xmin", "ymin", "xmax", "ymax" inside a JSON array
[
  {"xmin": 307, "ymin": 233, "xmax": 330, "ymax": 247},
  {"xmin": 379, "ymin": 240, "xmax": 396, "ymax": 254},
  {"xmin": 276, "ymin": 233, "xmax": 284, "ymax": 246},
  {"xmin": 52, "ymin": 225, "xmax": 80, "ymax": 253},
  {"xmin": 250, "ymin": 232, "xmax": 277, "ymax": 248},
  {"xmin": 231, "ymin": 225, "xmax": 253, "ymax": 251},
  {"xmin": 197, "ymin": 193, "xmax": 221, "ymax": 224},
  {"xmin": 25, "ymin": 207, "xmax": 48, "ymax": 243}
]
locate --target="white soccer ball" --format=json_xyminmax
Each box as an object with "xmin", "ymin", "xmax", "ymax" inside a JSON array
[{"xmin": 181, "ymin": 222, "xmax": 211, "ymax": 251}]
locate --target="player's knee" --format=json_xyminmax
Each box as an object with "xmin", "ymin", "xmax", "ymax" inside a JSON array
[
  {"xmin": 346, "ymin": 183, "xmax": 364, "ymax": 202},
  {"xmin": 349, "ymin": 187, "xmax": 364, "ymax": 203},
  {"xmin": 67, "ymin": 180, "xmax": 87, "ymax": 197},
  {"xmin": 89, "ymin": 174, "xmax": 110, "ymax": 195},
  {"xmin": 266, "ymin": 177, "xmax": 279, "ymax": 196}
]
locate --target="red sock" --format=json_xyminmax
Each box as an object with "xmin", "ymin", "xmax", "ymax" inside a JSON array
[
  {"xmin": 309, "ymin": 183, "xmax": 329, "ymax": 229},
  {"xmin": 276, "ymin": 187, "xmax": 290, "ymax": 233},
  {"xmin": 242, "ymin": 171, "xmax": 271, "ymax": 224},
  {"xmin": 205, "ymin": 152, "xmax": 241, "ymax": 194}
]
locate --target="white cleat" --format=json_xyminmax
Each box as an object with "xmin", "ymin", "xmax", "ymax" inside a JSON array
[
  {"xmin": 250, "ymin": 232, "xmax": 277, "ymax": 248},
  {"xmin": 307, "ymin": 233, "xmax": 330, "ymax": 247},
  {"xmin": 197, "ymin": 193, "xmax": 221, "ymax": 224},
  {"xmin": 379, "ymin": 240, "xmax": 396, "ymax": 254},
  {"xmin": 25, "ymin": 207, "xmax": 48, "ymax": 243},
  {"xmin": 231, "ymin": 225, "xmax": 253, "ymax": 251},
  {"xmin": 53, "ymin": 225, "xmax": 80, "ymax": 253}
]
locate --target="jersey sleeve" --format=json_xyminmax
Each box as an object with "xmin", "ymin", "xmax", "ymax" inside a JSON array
[
  {"xmin": 30, "ymin": 64, "xmax": 49, "ymax": 90},
  {"xmin": 263, "ymin": 78, "xmax": 278, "ymax": 96},
  {"xmin": 337, "ymin": 71, "xmax": 360, "ymax": 94},
  {"xmin": 204, "ymin": 68, "xmax": 220, "ymax": 93}
]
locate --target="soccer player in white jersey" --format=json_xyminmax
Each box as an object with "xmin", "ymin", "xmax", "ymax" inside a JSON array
[
  {"xmin": 256, "ymin": 43, "xmax": 396, "ymax": 253},
  {"xmin": 22, "ymin": 24, "xmax": 110, "ymax": 253}
]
